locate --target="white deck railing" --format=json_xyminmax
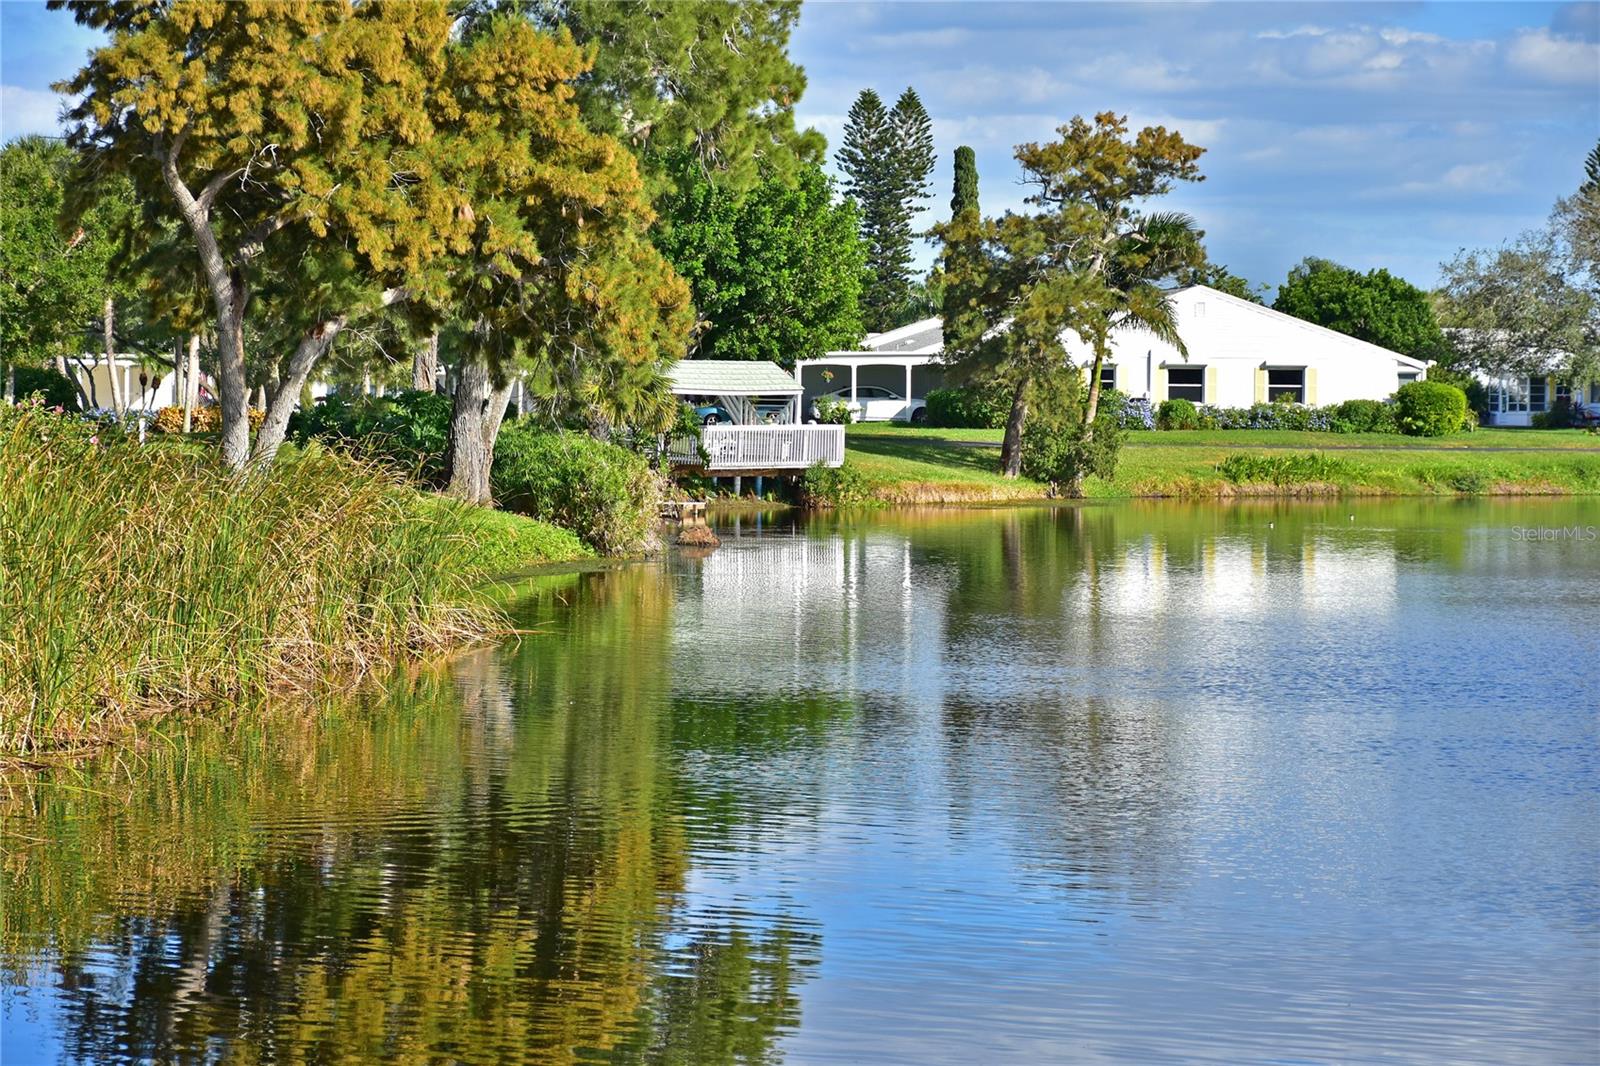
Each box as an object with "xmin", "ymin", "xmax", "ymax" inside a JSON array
[{"xmin": 667, "ymin": 425, "xmax": 845, "ymax": 470}]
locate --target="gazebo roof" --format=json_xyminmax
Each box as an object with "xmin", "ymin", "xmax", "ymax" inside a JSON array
[{"xmin": 668, "ymin": 360, "xmax": 802, "ymax": 396}]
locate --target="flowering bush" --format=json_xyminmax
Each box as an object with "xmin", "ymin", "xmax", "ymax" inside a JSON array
[{"xmin": 1109, "ymin": 393, "xmax": 1155, "ymax": 430}]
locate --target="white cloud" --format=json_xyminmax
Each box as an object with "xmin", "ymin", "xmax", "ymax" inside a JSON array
[
  {"xmin": 1505, "ymin": 28, "xmax": 1600, "ymax": 86},
  {"xmin": 0, "ymin": 85, "xmax": 64, "ymax": 140},
  {"xmin": 858, "ymin": 27, "xmax": 971, "ymax": 51},
  {"xmin": 1394, "ymin": 161, "xmax": 1516, "ymax": 197}
]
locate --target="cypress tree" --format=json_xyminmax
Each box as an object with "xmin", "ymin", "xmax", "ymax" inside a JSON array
[{"xmin": 951, "ymin": 145, "xmax": 979, "ymax": 216}]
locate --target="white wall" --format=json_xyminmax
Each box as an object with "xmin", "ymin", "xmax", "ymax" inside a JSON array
[
  {"xmin": 66, "ymin": 358, "xmax": 179, "ymax": 412},
  {"xmin": 1074, "ymin": 286, "xmax": 1422, "ymax": 407}
]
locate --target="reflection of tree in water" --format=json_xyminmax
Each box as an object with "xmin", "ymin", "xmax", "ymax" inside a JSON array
[{"xmin": 4, "ymin": 566, "xmax": 819, "ymax": 1065}]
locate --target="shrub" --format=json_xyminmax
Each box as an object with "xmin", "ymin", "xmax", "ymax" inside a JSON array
[
  {"xmin": 1157, "ymin": 397, "xmax": 1201, "ymax": 430},
  {"xmin": 810, "ymin": 394, "xmax": 854, "ymax": 425},
  {"xmin": 1395, "ymin": 380, "xmax": 1468, "ymax": 437},
  {"xmin": 289, "ymin": 390, "xmax": 452, "ymax": 481},
  {"xmin": 0, "ymin": 402, "xmax": 493, "ymax": 753},
  {"xmin": 1112, "ymin": 393, "xmax": 1155, "ymax": 430},
  {"xmin": 491, "ymin": 425, "xmax": 663, "ymax": 555},
  {"xmin": 1215, "ymin": 451, "xmax": 1356, "ymax": 485},
  {"xmin": 925, "ymin": 384, "xmax": 1011, "ymax": 429},
  {"xmin": 799, "ymin": 459, "xmax": 879, "ymax": 507},
  {"xmin": 11, "ymin": 365, "xmax": 78, "ymax": 409},
  {"xmin": 1532, "ymin": 397, "xmax": 1581, "ymax": 429},
  {"xmin": 150, "ymin": 405, "xmax": 254, "ymax": 434},
  {"xmin": 1330, "ymin": 399, "xmax": 1398, "ymax": 434}
]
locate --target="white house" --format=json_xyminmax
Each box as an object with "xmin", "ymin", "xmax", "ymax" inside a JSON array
[{"xmin": 796, "ymin": 285, "xmax": 1427, "ymax": 420}]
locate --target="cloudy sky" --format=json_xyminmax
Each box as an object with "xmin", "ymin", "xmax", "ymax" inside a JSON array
[{"xmin": 4, "ymin": 1, "xmax": 1597, "ymax": 293}]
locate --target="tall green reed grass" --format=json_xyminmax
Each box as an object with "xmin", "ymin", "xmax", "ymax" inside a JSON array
[{"xmin": 0, "ymin": 403, "xmax": 495, "ymax": 755}]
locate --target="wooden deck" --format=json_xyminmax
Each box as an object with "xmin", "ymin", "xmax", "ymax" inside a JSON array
[{"xmin": 666, "ymin": 425, "xmax": 845, "ymax": 471}]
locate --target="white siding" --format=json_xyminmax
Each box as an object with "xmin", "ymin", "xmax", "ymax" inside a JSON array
[{"xmin": 1072, "ymin": 286, "xmax": 1422, "ymax": 406}]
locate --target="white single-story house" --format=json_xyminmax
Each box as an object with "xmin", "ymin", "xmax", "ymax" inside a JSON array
[
  {"xmin": 797, "ymin": 285, "xmax": 1428, "ymax": 420},
  {"xmin": 1478, "ymin": 373, "xmax": 1600, "ymax": 426}
]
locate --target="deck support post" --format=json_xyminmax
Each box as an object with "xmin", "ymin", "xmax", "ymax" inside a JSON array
[
  {"xmin": 734, "ymin": 475, "xmax": 743, "ymax": 496},
  {"xmin": 755, "ymin": 476, "xmax": 764, "ymax": 498}
]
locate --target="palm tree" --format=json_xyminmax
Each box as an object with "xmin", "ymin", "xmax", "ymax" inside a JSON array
[{"xmin": 1080, "ymin": 211, "xmax": 1204, "ymax": 430}]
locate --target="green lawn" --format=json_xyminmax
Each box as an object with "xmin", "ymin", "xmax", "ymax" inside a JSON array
[
  {"xmin": 842, "ymin": 421, "xmax": 1600, "ymax": 501},
  {"xmin": 848, "ymin": 422, "xmax": 1600, "ymax": 451}
]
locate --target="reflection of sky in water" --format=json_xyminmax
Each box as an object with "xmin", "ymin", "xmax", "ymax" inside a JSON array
[
  {"xmin": 671, "ymin": 503, "xmax": 1599, "ymax": 1063},
  {"xmin": 5, "ymin": 500, "xmax": 1597, "ymax": 1065}
]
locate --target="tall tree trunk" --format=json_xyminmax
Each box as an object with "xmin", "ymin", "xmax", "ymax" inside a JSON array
[
  {"xmin": 101, "ymin": 294, "xmax": 125, "ymax": 419},
  {"xmin": 251, "ymin": 316, "xmax": 348, "ymax": 467},
  {"xmin": 999, "ymin": 377, "xmax": 1029, "ymax": 478},
  {"xmin": 413, "ymin": 332, "xmax": 439, "ymax": 392},
  {"xmin": 217, "ymin": 295, "xmax": 251, "ymax": 467},
  {"xmin": 446, "ymin": 359, "xmax": 494, "ymax": 503},
  {"xmin": 160, "ymin": 138, "xmax": 251, "ymax": 469},
  {"xmin": 1066, "ymin": 339, "xmax": 1111, "ymax": 499},
  {"xmin": 445, "ymin": 360, "xmax": 514, "ymax": 504}
]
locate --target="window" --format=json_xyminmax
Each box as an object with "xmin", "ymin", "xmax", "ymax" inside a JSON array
[
  {"xmin": 1500, "ymin": 378, "xmax": 1529, "ymax": 412},
  {"xmin": 1555, "ymin": 382, "xmax": 1572, "ymax": 404},
  {"xmin": 1267, "ymin": 367, "xmax": 1306, "ymax": 403},
  {"xmin": 1167, "ymin": 366, "xmax": 1205, "ymax": 403},
  {"xmin": 1398, "ymin": 371, "xmax": 1419, "ymax": 384},
  {"xmin": 1099, "ymin": 364, "xmax": 1117, "ymax": 392},
  {"xmin": 1592, "ymin": 383, "xmax": 1600, "ymax": 404},
  {"xmin": 1528, "ymin": 376, "xmax": 1546, "ymax": 411}
]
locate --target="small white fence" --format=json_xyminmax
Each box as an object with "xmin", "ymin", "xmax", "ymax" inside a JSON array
[{"xmin": 666, "ymin": 425, "xmax": 845, "ymax": 471}]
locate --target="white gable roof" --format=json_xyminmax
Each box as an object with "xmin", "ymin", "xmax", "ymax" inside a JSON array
[
  {"xmin": 1168, "ymin": 286, "xmax": 1426, "ymax": 369},
  {"xmin": 669, "ymin": 360, "xmax": 802, "ymax": 396}
]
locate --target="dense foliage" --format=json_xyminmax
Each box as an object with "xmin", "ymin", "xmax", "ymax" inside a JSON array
[
  {"xmin": 1330, "ymin": 398, "xmax": 1399, "ymax": 434},
  {"xmin": 1273, "ymin": 257, "xmax": 1445, "ymax": 360},
  {"xmin": 657, "ymin": 162, "xmax": 865, "ymax": 365},
  {"xmin": 1215, "ymin": 452, "xmax": 1356, "ymax": 486},
  {"xmin": 491, "ymin": 425, "xmax": 664, "ymax": 555},
  {"xmin": 799, "ymin": 460, "xmax": 879, "ymax": 508},
  {"xmin": 289, "ymin": 391, "xmax": 456, "ymax": 482},
  {"xmin": 924, "ymin": 384, "xmax": 1011, "ymax": 429},
  {"xmin": 1394, "ymin": 380, "xmax": 1470, "ymax": 437},
  {"xmin": 11, "ymin": 366, "xmax": 79, "ymax": 410}
]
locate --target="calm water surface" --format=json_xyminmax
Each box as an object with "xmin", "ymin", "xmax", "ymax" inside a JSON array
[{"xmin": 4, "ymin": 498, "xmax": 1598, "ymax": 1065}]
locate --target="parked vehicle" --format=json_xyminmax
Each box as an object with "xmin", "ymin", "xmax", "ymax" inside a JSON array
[
  {"xmin": 1577, "ymin": 402, "xmax": 1600, "ymax": 427},
  {"xmin": 696, "ymin": 401, "xmax": 794, "ymax": 425},
  {"xmin": 808, "ymin": 386, "xmax": 926, "ymax": 423}
]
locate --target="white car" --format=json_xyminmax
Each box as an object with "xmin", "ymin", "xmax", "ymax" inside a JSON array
[{"xmin": 809, "ymin": 385, "xmax": 927, "ymax": 423}]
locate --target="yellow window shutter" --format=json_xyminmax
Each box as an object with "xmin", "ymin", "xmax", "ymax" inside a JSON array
[
  {"xmin": 1305, "ymin": 367, "xmax": 1318, "ymax": 405},
  {"xmin": 1155, "ymin": 366, "xmax": 1168, "ymax": 402},
  {"xmin": 1254, "ymin": 366, "xmax": 1268, "ymax": 403},
  {"xmin": 1205, "ymin": 365, "xmax": 1218, "ymax": 405}
]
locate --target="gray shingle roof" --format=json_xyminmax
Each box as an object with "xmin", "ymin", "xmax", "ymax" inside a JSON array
[{"xmin": 668, "ymin": 360, "xmax": 802, "ymax": 396}]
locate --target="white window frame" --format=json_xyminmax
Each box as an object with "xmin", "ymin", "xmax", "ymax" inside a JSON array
[
  {"xmin": 1528, "ymin": 376, "xmax": 1547, "ymax": 412},
  {"xmin": 1100, "ymin": 364, "xmax": 1117, "ymax": 392},
  {"xmin": 1266, "ymin": 366, "xmax": 1306, "ymax": 404},
  {"xmin": 1166, "ymin": 365, "xmax": 1205, "ymax": 403}
]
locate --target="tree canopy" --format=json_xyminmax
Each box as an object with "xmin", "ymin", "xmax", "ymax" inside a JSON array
[
  {"xmin": 495, "ymin": 0, "xmax": 823, "ymax": 201},
  {"xmin": 656, "ymin": 161, "xmax": 864, "ymax": 366},
  {"xmin": 1272, "ymin": 257, "xmax": 1445, "ymax": 359}
]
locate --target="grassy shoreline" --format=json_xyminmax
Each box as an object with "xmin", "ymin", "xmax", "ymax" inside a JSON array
[
  {"xmin": 0, "ymin": 406, "xmax": 589, "ymax": 759},
  {"xmin": 845, "ymin": 423, "xmax": 1600, "ymax": 503}
]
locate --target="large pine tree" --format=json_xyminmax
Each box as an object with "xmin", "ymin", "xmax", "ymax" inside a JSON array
[{"xmin": 837, "ymin": 86, "xmax": 937, "ymax": 331}]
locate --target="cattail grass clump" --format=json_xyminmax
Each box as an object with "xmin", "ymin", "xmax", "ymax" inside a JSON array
[{"xmin": 0, "ymin": 403, "xmax": 495, "ymax": 755}]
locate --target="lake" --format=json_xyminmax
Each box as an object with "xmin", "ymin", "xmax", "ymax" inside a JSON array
[{"xmin": 4, "ymin": 498, "xmax": 1598, "ymax": 1064}]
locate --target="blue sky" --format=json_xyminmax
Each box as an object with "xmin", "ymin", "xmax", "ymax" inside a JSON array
[{"xmin": 4, "ymin": 2, "xmax": 1597, "ymax": 293}]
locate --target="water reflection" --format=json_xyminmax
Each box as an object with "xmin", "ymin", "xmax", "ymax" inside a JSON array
[{"xmin": 5, "ymin": 498, "xmax": 1598, "ymax": 1064}]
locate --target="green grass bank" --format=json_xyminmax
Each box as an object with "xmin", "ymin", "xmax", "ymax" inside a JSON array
[
  {"xmin": 0, "ymin": 406, "xmax": 582, "ymax": 757},
  {"xmin": 843, "ymin": 423, "xmax": 1600, "ymax": 503}
]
